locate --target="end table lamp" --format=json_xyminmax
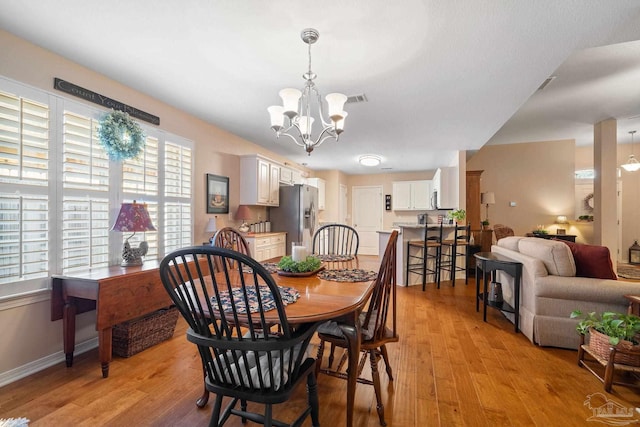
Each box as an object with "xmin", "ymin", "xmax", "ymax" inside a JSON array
[
  {"xmin": 235, "ymin": 205, "xmax": 251, "ymax": 233},
  {"xmin": 206, "ymin": 216, "xmax": 218, "ymax": 245},
  {"xmin": 481, "ymin": 192, "xmax": 495, "ymax": 224},
  {"xmin": 111, "ymin": 201, "xmax": 156, "ymax": 267}
]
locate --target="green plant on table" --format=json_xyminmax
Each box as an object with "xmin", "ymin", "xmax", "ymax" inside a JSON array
[
  {"xmin": 481, "ymin": 220, "xmax": 490, "ymax": 227},
  {"xmin": 448, "ymin": 209, "xmax": 466, "ymax": 223},
  {"xmin": 277, "ymin": 255, "xmax": 322, "ymax": 273},
  {"xmin": 570, "ymin": 310, "xmax": 640, "ymax": 345}
]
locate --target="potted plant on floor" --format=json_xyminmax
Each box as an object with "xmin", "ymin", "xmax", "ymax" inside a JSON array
[{"xmin": 570, "ymin": 310, "xmax": 640, "ymax": 365}]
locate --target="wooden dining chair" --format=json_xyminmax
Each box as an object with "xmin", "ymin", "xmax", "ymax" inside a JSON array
[
  {"xmin": 159, "ymin": 246, "xmax": 320, "ymax": 427},
  {"xmin": 439, "ymin": 223, "xmax": 471, "ymax": 286},
  {"xmin": 315, "ymin": 230, "xmax": 398, "ymax": 426},
  {"xmin": 212, "ymin": 227, "xmax": 251, "ymax": 271},
  {"xmin": 406, "ymin": 223, "xmax": 443, "ymax": 290},
  {"xmin": 312, "ymin": 223, "xmax": 359, "ymax": 256}
]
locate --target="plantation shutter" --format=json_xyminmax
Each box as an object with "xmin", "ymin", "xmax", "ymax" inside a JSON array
[
  {"xmin": 0, "ymin": 90, "xmax": 50, "ymax": 286},
  {"xmin": 164, "ymin": 141, "xmax": 192, "ymax": 254},
  {"xmin": 61, "ymin": 111, "xmax": 110, "ymax": 273}
]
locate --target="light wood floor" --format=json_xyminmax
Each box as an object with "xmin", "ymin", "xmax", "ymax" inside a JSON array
[{"xmin": 2, "ymin": 279, "xmax": 640, "ymax": 426}]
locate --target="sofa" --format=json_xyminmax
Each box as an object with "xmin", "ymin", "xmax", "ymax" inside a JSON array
[{"xmin": 491, "ymin": 236, "xmax": 640, "ymax": 350}]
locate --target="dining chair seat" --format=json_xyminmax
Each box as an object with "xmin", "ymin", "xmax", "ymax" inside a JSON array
[
  {"xmin": 159, "ymin": 246, "xmax": 320, "ymax": 427},
  {"xmin": 315, "ymin": 230, "xmax": 398, "ymax": 426}
]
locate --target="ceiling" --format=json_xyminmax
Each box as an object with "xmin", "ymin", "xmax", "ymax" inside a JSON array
[{"xmin": 2, "ymin": 1, "xmax": 640, "ymax": 174}]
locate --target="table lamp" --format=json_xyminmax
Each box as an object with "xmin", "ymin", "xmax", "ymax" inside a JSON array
[
  {"xmin": 206, "ymin": 216, "xmax": 218, "ymax": 244},
  {"xmin": 111, "ymin": 201, "xmax": 156, "ymax": 266},
  {"xmin": 555, "ymin": 215, "xmax": 568, "ymax": 235},
  {"xmin": 481, "ymin": 192, "xmax": 495, "ymax": 224},
  {"xmin": 235, "ymin": 205, "xmax": 251, "ymax": 232}
]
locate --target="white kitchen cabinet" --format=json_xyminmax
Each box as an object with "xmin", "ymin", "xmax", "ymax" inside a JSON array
[
  {"xmin": 306, "ymin": 177, "xmax": 326, "ymax": 210},
  {"xmin": 245, "ymin": 232, "xmax": 286, "ymax": 261},
  {"xmin": 392, "ymin": 180, "xmax": 430, "ymax": 210},
  {"xmin": 240, "ymin": 155, "xmax": 280, "ymax": 206},
  {"xmin": 432, "ymin": 167, "xmax": 458, "ymax": 209},
  {"xmin": 279, "ymin": 167, "xmax": 294, "ymax": 185}
]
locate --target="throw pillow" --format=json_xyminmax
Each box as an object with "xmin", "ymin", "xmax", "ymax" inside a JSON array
[{"xmin": 559, "ymin": 240, "xmax": 617, "ymax": 280}]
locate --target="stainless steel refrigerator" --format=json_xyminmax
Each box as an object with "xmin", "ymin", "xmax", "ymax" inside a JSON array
[{"xmin": 269, "ymin": 184, "xmax": 318, "ymax": 255}]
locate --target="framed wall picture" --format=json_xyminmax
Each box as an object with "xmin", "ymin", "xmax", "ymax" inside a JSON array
[{"xmin": 206, "ymin": 174, "xmax": 229, "ymax": 214}]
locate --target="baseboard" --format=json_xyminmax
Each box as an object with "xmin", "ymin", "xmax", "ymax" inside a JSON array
[{"xmin": 0, "ymin": 337, "xmax": 98, "ymax": 388}]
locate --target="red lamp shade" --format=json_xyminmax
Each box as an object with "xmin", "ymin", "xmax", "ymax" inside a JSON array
[
  {"xmin": 234, "ymin": 205, "xmax": 251, "ymax": 221},
  {"xmin": 111, "ymin": 202, "xmax": 156, "ymax": 232}
]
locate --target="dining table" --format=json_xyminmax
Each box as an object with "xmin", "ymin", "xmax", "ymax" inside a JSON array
[{"xmin": 260, "ymin": 254, "xmax": 381, "ymax": 427}]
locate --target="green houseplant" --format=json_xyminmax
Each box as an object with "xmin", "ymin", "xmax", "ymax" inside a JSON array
[
  {"xmin": 570, "ymin": 310, "xmax": 640, "ymax": 346},
  {"xmin": 571, "ymin": 310, "xmax": 640, "ymax": 365},
  {"xmin": 448, "ymin": 209, "xmax": 466, "ymax": 224}
]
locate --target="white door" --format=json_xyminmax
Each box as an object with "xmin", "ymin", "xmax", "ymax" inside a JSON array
[
  {"xmin": 352, "ymin": 186, "xmax": 383, "ymax": 255},
  {"xmin": 339, "ymin": 184, "xmax": 347, "ymax": 223}
]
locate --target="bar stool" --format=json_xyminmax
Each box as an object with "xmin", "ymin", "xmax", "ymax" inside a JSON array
[
  {"xmin": 440, "ymin": 223, "xmax": 471, "ymax": 286},
  {"xmin": 406, "ymin": 223, "xmax": 443, "ymax": 290}
]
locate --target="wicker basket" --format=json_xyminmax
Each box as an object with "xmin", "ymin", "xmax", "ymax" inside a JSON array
[
  {"xmin": 113, "ymin": 307, "xmax": 179, "ymax": 358},
  {"xmin": 588, "ymin": 328, "xmax": 640, "ymax": 366}
]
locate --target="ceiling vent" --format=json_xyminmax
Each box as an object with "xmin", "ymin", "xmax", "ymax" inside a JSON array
[
  {"xmin": 537, "ymin": 76, "xmax": 557, "ymax": 91},
  {"xmin": 346, "ymin": 94, "xmax": 368, "ymax": 104}
]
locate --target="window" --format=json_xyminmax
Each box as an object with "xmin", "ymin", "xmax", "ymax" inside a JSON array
[{"xmin": 0, "ymin": 78, "xmax": 193, "ymax": 298}]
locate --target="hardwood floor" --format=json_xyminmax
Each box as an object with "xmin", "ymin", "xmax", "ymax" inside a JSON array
[{"xmin": 2, "ymin": 280, "xmax": 640, "ymax": 426}]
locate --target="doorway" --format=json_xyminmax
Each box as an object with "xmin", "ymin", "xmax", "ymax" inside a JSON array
[{"xmin": 352, "ymin": 186, "xmax": 383, "ymax": 255}]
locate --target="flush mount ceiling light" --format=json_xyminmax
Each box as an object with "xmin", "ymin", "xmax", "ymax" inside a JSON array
[
  {"xmin": 359, "ymin": 155, "xmax": 381, "ymax": 167},
  {"xmin": 622, "ymin": 130, "xmax": 640, "ymax": 172},
  {"xmin": 268, "ymin": 28, "xmax": 348, "ymax": 155}
]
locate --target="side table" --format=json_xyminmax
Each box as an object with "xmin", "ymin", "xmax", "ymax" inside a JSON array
[
  {"xmin": 624, "ymin": 295, "xmax": 640, "ymax": 316},
  {"xmin": 474, "ymin": 252, "xmax": 523, "ymax": 332}
]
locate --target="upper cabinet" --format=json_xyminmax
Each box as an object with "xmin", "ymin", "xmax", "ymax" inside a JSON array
[
  {"xmin": 240, "ymin": 155, "xmax": 280, "ymax": 206},
  {"xmin": 306, "ymin": 177, "xmax": 326, "ymax": 210},
  {"xmin": 392, "ymin": 180, "xmax": 431, "ymax": 210},
  {"xmin": 280, "ymin": 167, "xmax": 306, "ymax": 186},
  {"xmin": 432, "ymin": 167, "xmax": 458, "ymax": 209}
]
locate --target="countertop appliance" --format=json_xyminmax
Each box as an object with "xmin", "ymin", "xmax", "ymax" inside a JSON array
[
  {"xmin": 417, "ymin": 213, "xmax": 427, "ymax": 224},
  {"xmin": 269, "ymin": 184, "xmax": 318, "ymax": 255}
]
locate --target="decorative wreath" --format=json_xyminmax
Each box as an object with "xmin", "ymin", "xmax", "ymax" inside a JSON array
[
  {"xmin": 98, "ymin": 110, "xmax": 145, "ymax": 161},
  {"xmin": 583, "ymin": 192, "xmax": 594, "ymax": 214}
]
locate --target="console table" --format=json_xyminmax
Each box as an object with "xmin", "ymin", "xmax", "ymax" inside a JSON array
[
  {"xmin": 474, "ymin": 252, "xmax": 523, "ymax": 332},
  {"xmin": 51, "ymin": 259, "xmax": 203, "ymax": 378},
  {"xmin": 526, "ymin": 233, "xmax": 577, "ymax": 242}
]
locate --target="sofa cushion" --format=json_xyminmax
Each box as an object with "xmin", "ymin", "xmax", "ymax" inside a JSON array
[
  {"xmin": 518, "ymin": 237, "xmax": 576, "ymax": 276},
  {"xmin": 497, "ymin": 236, "xmax": 525, "ymax": 252},
  {"xmin": 559, "ymin": 241, "xmax": 617, "ymax": 280}
]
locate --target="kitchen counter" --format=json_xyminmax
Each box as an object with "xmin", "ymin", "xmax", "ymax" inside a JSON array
[{"xmin": 241, "ymin": 231, "xmax": 286, "ymax": 237}]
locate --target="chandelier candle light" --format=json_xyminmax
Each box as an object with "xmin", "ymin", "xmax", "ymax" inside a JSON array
[
  {"xmin": 268, "ymin": 28, "xmax": 348, "ymax": 155},
  {"xmin": 111, "ymin": 201, "xmax": 156, "ymax": 267}
]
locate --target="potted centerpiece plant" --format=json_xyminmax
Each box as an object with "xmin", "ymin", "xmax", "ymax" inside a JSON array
[
  {"xmin": 570, "ymin": 310, "xmax": 640, "ymax": 365},
  {"xmin": 448, "ymin": 209, "xmax": 466, "ymax": 224}
]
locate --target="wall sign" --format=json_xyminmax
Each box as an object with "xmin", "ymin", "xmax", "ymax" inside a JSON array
[
  {"xmin": 385, "ymin": 194, "xmax": 392, "ymax": 211},
  {"xmin": 54, "ymin": 78, "xmax": 160, "ymax": 125}
]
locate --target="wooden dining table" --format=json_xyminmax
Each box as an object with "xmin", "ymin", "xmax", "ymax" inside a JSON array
[{"xmin": 263, "ymin": 254, "xmax": 380, "ymax": 427}]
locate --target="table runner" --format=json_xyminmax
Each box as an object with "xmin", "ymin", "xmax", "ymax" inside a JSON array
[
  {"xmin": 314, "ymin": 254, "xmax": 355, "ymax": 262},
  {"xmin": 210, "ymin": 285, "xmax": 299, "ymax": 314},
  {"xmin": 317, "ymin": 269, "xmax": 378, "ymax": 282}
]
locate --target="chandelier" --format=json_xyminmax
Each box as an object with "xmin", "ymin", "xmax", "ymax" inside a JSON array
[
  {"xmin": 621, "ymin": 130, "xmax": 640, "ymax": 172},
  {"xmin": 268, "ymin": 28, "xmax": 348, "ymax": 155}
]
